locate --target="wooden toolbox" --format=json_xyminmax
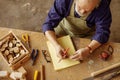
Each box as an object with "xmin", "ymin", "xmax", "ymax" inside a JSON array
[{"xmin": 0, "ymin": 32, "xmax": 30, "ymax": 70}]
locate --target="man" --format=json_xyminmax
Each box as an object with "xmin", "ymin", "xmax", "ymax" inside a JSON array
[{"xmin": 42, "ymin": 0, "xmax": 112, "ymax": 61}]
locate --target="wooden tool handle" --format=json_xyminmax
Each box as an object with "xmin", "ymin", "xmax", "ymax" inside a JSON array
[{"xmin": 91, "ymin": 62, "xmax": 120, "ymax": 77}]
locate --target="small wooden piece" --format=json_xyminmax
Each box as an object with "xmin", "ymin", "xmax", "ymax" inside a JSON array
[
  {"xmin": 4, "ymin": 50, "xmax": 9, "ymax": 56},
  {"xmin": 10, "ymin": 71, "xmax": 23, "ymax": 79},
  {"xmin": 14, "ymin": 47, "xmax": 20, "ymax": 53},
  {"xmin": 40, "ymin": 65, "xmax": 44, "ymax": 80},
  {"xmin": 17, "ymin": 67, "xmax": 27, "ymax": 76},
  {"xmin": 0, "ymin": 71, "xmax": 9, "ymax": 78},
  {"xmin": 9, "ymin": 42, "xmax": 13, "ymax": 48}
]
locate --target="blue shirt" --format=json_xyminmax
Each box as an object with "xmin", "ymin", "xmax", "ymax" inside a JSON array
[{"xmin": 42, "ymin": 0, "xmax": 112, "ymax": 44}]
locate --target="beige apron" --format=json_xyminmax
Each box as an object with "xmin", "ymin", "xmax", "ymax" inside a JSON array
[{"xmin": 55, "ymin": 0, "xmax": 95, "ymax": 38}]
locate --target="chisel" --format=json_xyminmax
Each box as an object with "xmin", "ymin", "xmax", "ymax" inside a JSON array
[
  {"xmin": 102, "ymin": 70, "xmax": 120, "ymax": 80},
  {"xmin": 83, "ymin": 62, "xmax": 120, "ymax": 80},
  {"xmin": 83, "ymin": 70, "xmax": 120, "ymax": 80}
]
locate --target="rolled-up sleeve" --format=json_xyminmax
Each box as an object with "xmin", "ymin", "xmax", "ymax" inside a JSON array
[
  {"xmin": 92, "ymin": 2, "xmax": 112, "ymax": 44},
  {"xmin": 42, "ymin": 0, "xmax": 72, "ymax": 33}
]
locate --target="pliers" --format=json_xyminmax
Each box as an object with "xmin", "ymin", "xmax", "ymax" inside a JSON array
[
  {"xmin": 22, "ymin": 34, "xmax": 31, "ymax": 49},
  {"xmin": 31, "ymin": 49, "xmax": 39, "ymax": 65}
]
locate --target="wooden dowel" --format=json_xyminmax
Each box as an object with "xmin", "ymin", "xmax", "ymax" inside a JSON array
[{"xmin": 40, "ymin": 65, "xmax": 44, "ymax": 80}]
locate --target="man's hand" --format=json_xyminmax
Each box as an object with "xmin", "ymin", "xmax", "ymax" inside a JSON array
[
  {"xmin": 70, "ymin": 47, "xmax": 90, "ymax": 61},
  {"xmin": 70, "ymin": 40, "xmax": 102, "ymax": 61},
  {"xmin": 55, "ymin": 45, "xmax": 65, "ymax": 59}
]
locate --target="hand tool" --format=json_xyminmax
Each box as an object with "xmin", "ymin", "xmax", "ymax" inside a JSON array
[
  {"xmin": 83, "ymin": 62, "xmax": 120, "ymax": 80},
  {"xmin": 99, "ymin": 45, "xmax": 114, "ymax": 61},
  {"xmin": 42, "ymin": 50, "xmax": 51, "ymax": 63},
  {"xmin": 34, "ymin": 70, "xmax": 38, "ymax": 80},
  {"xmin": 58, "ymin": 48, "xmax": 69, "ymax": 63},
  {"xmin": 102, "ymin": 70, "xmax": 120, "ymax": 80},
  {"xmin": 31, "ymin": 49, "xmax": 39, "ymax": 65},
  {"xmin": 22, "ymin": 34, "xmax": 31, "ymax": 49}
]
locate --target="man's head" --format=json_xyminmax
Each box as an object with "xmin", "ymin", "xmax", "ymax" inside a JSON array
[{"xmin": 75, "ymin": 0, "xmax": 100, "ymax": 16}]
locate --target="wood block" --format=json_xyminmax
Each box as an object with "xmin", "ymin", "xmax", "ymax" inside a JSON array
[
  {"xmin": 17, "ymin": 67, "xmax": 27, "ymax": 75},
  {"xmin": 0, "ymin": 71, "xmax": 9, "ymax": 78},
  {"xmin": 10, "ymin": 71, "xmax": 23, "ymax": 80}
]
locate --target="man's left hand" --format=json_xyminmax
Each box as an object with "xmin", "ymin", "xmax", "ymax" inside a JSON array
[{"xmin": 70, "ymin": 47, "xmax": 90, "ymax": 61}]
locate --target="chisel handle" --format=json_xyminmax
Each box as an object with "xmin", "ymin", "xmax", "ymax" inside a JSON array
[{"xmin": 91, "ymin": 62, "xmax": 120, "ymax": 77}]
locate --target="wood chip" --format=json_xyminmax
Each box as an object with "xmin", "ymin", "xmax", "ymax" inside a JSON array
[
  {"xmin": 14, "ymin": 47, "xmax": 20, "ymax": 53},
  {"xmin": 8, "ymin": 57, "xmax": 14, "ymax": 64},
  {"xmin": 20, "ymin": 50, "xmax": 26, "ymax": 54},
  {"xmin": 9, "ymin": 42, "xmax": 13, "ymax": 48},
  {"xmin": 16, "ymin": 42, "xmax": 21, "ymax": 47},
  {"xmin": 2, "ymin": 42, "xmax": 8, "ymax": 48},
  {"xmin": 8, "ymin": 54, "xmax": 13, "ymax": 59},
  {"xmin": 9, "ymin": 48, "xmax": 14, "ymax": 53},
  {"xmin": 0, "ymin": 47, "xmax": 5, "ymax": 52},
  {"xmin": 4, "ymin": 50, "xmax": 9, "ymax": 56},
  {"xmin": 12, "ymin": 39, "xmax": 17, "ymax": 45}
]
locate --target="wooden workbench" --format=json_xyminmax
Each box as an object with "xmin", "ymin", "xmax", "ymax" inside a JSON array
[{"xmin": 0, "ymin": 27, "xmax": 120, "ymax": 80}]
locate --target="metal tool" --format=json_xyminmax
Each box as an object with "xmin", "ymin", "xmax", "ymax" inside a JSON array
[
  {"xmin": 99, "ymin": 45, "xmax": 114, "ymax": 61},
  {"xmin": 22, "ymin": 34, "xmax": 30, "ymax": 49},
  {"xmin": 83, "ymin": 62, "xmax": 120, "ymax": 80},
  {"xmin": 42, "ymin": 50, "xmax": 51, "ymax": 63},
  {"xmin": 102, "ymin": 70, "xmax": 120, "ymax": 80},
  {"xmin": 31, "ymin": 49, "xmax": 39, "ymax": 65}
]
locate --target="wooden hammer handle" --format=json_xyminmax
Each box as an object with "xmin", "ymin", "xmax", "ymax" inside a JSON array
[{"xmin": 91, "ymin": 62, "xmax": 120, "ymax": 77}]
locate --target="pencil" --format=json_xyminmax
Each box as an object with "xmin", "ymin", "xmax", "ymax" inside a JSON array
[{"xmin": 58, "ymin": 48, "xmax": 69, "ymax": 63}]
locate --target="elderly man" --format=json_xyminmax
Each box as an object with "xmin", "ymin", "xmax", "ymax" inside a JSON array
[{"xmin": 42, "ymin": 0, "xmax": 112, "ymax": 61}]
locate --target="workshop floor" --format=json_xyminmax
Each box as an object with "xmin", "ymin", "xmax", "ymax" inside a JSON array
[{"xmin": 0, "ymin": 0, "xmax": 120, "ymax": 43}]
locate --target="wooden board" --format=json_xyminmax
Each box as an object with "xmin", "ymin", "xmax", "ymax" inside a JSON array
[{"xmin": 47, "ymin": 35, "xmax": 80, "ymax": 71}]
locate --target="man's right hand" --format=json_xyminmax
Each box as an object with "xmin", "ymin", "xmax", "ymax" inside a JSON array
[
  {"xmin": 45, "ymin": 31, "xmax": 65, "ymax": 59},
  {"xmin": 55, "ymin": 45, "xmax": 65, "ymax": 59}
]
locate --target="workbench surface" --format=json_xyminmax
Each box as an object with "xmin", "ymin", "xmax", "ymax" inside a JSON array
[{"xmin": 0, "ymin": 27, "xmax": 120, "ymax": 80}]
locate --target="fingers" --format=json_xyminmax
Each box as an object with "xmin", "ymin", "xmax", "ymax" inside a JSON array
[
  {"xmin": 70, "ymin": 50, "xmax": 83, "ymax": 61},
  {"xmin": 70, "ymin": 53, "xmax": 83, "ymax": 61}
]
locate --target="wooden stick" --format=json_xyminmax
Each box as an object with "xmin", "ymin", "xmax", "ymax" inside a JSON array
[
  {"xmin": 91, "ymin": 62, "xmax": 120, "ymax": 77},
  {"xmin": 40, "ymin": 65, "xmax": 44, "ymax": 80}
]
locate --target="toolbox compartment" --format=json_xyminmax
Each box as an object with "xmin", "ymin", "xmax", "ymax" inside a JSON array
[{"xmin": 0, "ymin": 31, "xmax": 30, "ymax": 70}]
